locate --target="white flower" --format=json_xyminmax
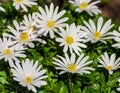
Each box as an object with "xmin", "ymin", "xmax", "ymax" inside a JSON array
[
  {"xmin": 69, "ymin": 0, "xmax": 101, "ymax": 16},
  {"xmin": 35, "ymin": 3, "xmax": 68, "ymax": 39},
  {"xmin": 81, "ymin": 17, "xmax": 114, "ymax": 43},
  {"xmin": 98, "ymin": 52, "xmax": 120, "ymax": 75},
  {"xmin": 20, "ymin": 13, "xmax": 39, "ymax": 35},
  {"xmin": 4, "ymin": 20, "xmax": 46, "ymax": 48},
  {"xmin": 0, "ymin": 37, "xmax": 26, "ymax": 67},
  {"xmin": 11, "ymin": 58, "xmax": 48, "ymax": 92},
  {"xmin": 56, "ymin": 23, "xmax": 87, "ymax": 55},
  {"xmin": 112, "ymin": 27, "xmax": 120, "ymax": 48},
  {"xmin": 117, "ymin": 79, "xmax": 120, "ymax": 91},
  {"xmin": 53, "ymin": 53, "xmax": 94, "ymax": 75},
  {"xmin": 12, "ymin": 0, "xmax": 37, "ymax": 12},
  {"xmin": 0, "ymin": 3, "xmax": 5, "ymax": 12}
]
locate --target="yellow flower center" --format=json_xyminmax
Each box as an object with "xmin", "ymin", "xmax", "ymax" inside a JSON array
[
  {"xmin": 68, "ymin": 63, "xmax": 77, "ymax": 73},
  {"xmin": 107, "ymin": 65, "xmax": 113, "ymax": 70},
  {"xmin": 16, "ymin": 0, "xmax": 23, "ymax": 3},
  {"xmin": 25, "ymin": 75, "xmax": 33, "ymax": 84},
  {"xmin": 4, "ymin": 48, "xmax": 12, "ymax": 56},
  {"xmin": 29, "ymin": 25, "xmax": 37, "ymax": 32},
  {"xmin": 32, "ymin": 26, "xmax": 37, "ymax": 32},
  {"xmin": 19, "ymin": 32, "xmax": 29, "ymax": 43},
  {"xmin": 47, "ymin": 20, "xmax": 55, "ymax": 28},
  {"xmin": 79, "ymin": 2, "xmax": 88, "ymax": 10},
  {"xmin": 94, "ymin": 31, "xmax": 101, "ymax": 40},
  {"xmin": 66, "ymin": 36, "xmax": 74, "ymax": 45}
]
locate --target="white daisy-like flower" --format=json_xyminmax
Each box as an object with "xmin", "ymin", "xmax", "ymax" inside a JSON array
[
  {"xmin": 0, "ymin": 3, "xmax": 5, "ymax": 12},
  {"xmin": 20, "ymin": 13, "xmax": 39, "ymax": 35},
  {"xmin": 11, "ymin": 58, "xmax": 48, "ymax": 92},
  {"xmin": 35, "ymin": 3, "xmax": 68, "ymax": 39},
  {"xmin": 12, "ymin": 0, "xmax": 37, "ymax": 12},
  {"xmin": 112, "ymin": 27, "xmax": 120, "ymax": 48},
  {"xmin": 4, "ymin": 20, "xmax": 46, "ymax": 48},
  {"xmin": 98, "ymin": 52, "xmax": 120, "ymax": 75},
  {"xmin": 69, "ymin": 0, "xmax": 101, "ymax": 16},
  {"xmin": 0, "ymin": 37, "xmax": 26, "ymax": 67},
  {"xmin": 53, "ymin": 53, "xmax": 94, "ymax": 75},
  {"xmin": 56, "ymin": 23, "xmax": 87, "ymax": 55},
  {"xmin": 81, "ymin": 17, "xmax": 114, "ymax": 43}
]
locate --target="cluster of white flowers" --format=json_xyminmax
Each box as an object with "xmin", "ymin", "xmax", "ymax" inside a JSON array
[
  {"xmin": 1, "ymin": 0, "xmax": 120, "ymax": 92},
  {"xmin": 0, "ymin": 2, "xmax": 69, "ymax": 92}
]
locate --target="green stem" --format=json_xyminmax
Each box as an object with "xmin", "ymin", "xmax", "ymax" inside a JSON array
[
  {"xmin": 69, "ymin": 74, "xmax": 74, "ymax": 93},
  {"xmin": 25, "ymin": 89, "xmax": 29, "ymax": 93}
]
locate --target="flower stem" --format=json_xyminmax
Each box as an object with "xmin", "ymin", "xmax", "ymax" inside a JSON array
[
  {"xmin": 25, "ymin": 89, "xmax": 29, "ymax": 93},
  {"xmin": 69, "ymin": 74, "xmax": 74, "ymax": 93}
]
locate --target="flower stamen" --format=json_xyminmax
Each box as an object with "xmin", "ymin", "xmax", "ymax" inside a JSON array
[
  {"xmin": 4, "ymin": 48, "xmax": 12, "ymax": 56},
  {"xmin": 47, "ymin": 20, "xmax": 55, "ymax": 28},
  {"xmin": 94, "ymin": 31, "xmax": 101, "ymax": 40},
  {"xmin": 68, "ymin": 63, "xmax": 77, "ymax": 72},
  {"xmin": 79, "ymin": 2, "xmax": 88, "ymax": 10},
  {"xmin": 29, "ymin": 25, "xmax": 37, "ymax": 32},
  {"xmin": 15, "ymin": 0, "xmax": 23, "ymax": 3},
  {"xmin": 66, "ymin": 36, "xmax": 74, "ymax": 45},
  {"xmin": 107, "ymin": 65, "xmax": 113, "ymax": 70},
  {"xmin": 25, "ymin": 75, "xmax": 33, "ymax": 84},
  {"xmin": 19, "ymin": 32, "xmax": 29, "ymax": 43}
]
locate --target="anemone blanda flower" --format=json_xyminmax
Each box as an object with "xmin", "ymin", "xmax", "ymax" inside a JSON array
[
  {"xmin": 56, "ymin": 23, "xmax": 87, "ymax": 55},
  {"xmin": 0, "ymin": 37, "xmax": 26, "ymax": 67},
  {"xmin": 81, "ymin": 17, "xmax": 114, "ymax": 43},
  {"xmin": 69, "ymin": 0, "xmax": 101, "ymax": 16},
  {"xmin": 112, "ymin": 27, "xmax": 120, "ymax": 48},
  {"xmin": 20, "ymin": 13, "xmax": 39, "ymax": 35},
  {"xmin": 35, "ymin": 3, "xmax": 68, "ymax": 39},
  {"xmin": 53, "ymin": 53, "xmax": 94, "ymax": 75},
  {"xmin": 98, "ymin": 52, "xmax": 120, "ymax": 75},
  {"xmin": 4, "ymin": 20, "xmax": 46, "ymax": 48},
  {"xmin": 12, "ymin": 0, "xmax": 37, "ymax": 12},
  {"xmin": 11, "ymin": 58, "xmax": 48, "ymax": 92},
  {"xmin": 0, "ymin": 3, "xmax": 5, "ymax": 12}
]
